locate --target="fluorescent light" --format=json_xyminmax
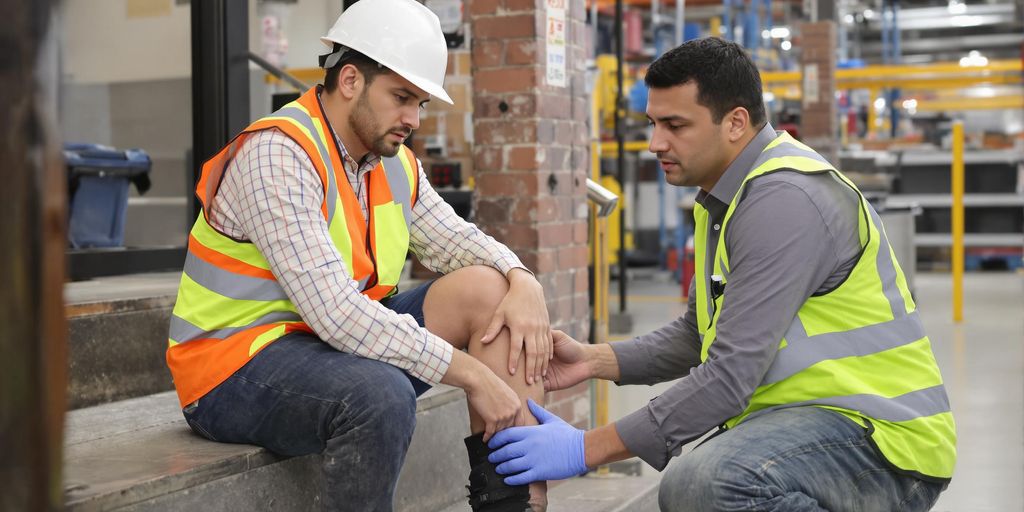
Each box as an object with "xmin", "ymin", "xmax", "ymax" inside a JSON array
[
  {"xmin": 843, "ymin": 14, "xmax": 855, "ymax": 24},
  {"xmin": 863, "ymin": 9, "xmax": 875, "ymax": 19},
  {"xmin": 770, "ymin": 27, "xmax": 790, "ymax": 39},
  {"xmin": 902, "ymin": 99, "xmax": 918, "ymax": 110},
  {"xmin": 780, "ymin": 40, "xmax": 792, "ymax": 51},
  {"xmin": 762, "ymin": 29, "xmax": 771, "ymax": 39},
  {"xmin": 763, "ymin": 92, "xmax": 776, "ymax": 102},
  {"xmin": 959, "ymin": 50, "xmax": 989, "ymax": 67},
  {"xmin": 948, "ymin": 0, "xmax": 967, "ymax": 14},
  {"xmin": 874, "ymin": 97, "xmax": 886, "ymax": 111}
]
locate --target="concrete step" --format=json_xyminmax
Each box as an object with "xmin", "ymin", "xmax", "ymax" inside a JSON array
[
  {"xmin": 65, "ymin": 385, "xmax": 472, "ymax": 511},
  {"xmin": 65, "ymin": 272, "xmax": 179, "ymax": 409}
]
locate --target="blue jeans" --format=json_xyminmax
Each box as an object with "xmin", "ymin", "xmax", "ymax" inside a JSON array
[
  {"xmin": 182, "ymin": 282, "xmax": 434, "ymax": 512},
  {"xmin": 658, "ymin": 407, "xmax": 946, "ymax": 512}
]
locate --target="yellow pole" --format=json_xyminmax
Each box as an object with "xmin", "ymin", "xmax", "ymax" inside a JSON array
[
  {"xmin": 951, "ymin": 121, "xmax": 964, "ymax": 323},
  {"xmin": 867, "ymin": 88, "xmax": 878, "ymax": 139}
]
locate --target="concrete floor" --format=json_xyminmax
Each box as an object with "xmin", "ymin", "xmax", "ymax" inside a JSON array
[{"xmin": 605, "ymin": 270, "xmax": 1024, "ymax": 512}]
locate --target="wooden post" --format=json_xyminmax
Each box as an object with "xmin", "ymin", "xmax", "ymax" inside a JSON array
[{"xmin": 0, "ymin": 0, "xmax": 68, "ymax": 509}]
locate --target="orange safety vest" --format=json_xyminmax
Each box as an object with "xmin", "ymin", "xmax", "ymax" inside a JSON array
[{"xmin": 167, "ymin": 86, "xmax": 419, "ymax": 407}]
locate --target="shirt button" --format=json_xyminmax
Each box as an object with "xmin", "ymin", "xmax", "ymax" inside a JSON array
[{"xmin": 713, "ymin": 224, "xmax": 721, "ymax": 231}]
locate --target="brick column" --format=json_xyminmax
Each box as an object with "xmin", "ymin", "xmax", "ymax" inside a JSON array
[
  {"xmin": 469, "ymin": 0, "xmax": 591, "ymax": 427},
  {"xmin": 798, "ymin": 21, "xmax": 838, "ymax": 163}
]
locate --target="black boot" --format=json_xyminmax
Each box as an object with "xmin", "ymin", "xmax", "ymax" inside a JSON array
[{"xmin": 464, "ymin": 433, "xmax": 533, "ymax": 512}]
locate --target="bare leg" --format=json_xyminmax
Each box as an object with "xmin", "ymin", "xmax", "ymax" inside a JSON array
[{"xmin": 424, "ymin": 265, "xmax": 548, "ymax": 511}]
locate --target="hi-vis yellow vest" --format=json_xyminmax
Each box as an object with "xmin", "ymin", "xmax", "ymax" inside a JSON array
[
  {"xmin": 694, "ymin": 132, "xmax": 956, "ymax": 481},
  {"xmin": 167, "ymin": 86, "xmax": 419, "ymax": 408}
]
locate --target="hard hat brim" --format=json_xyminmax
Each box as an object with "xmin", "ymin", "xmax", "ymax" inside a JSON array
[{"xmin": 319, "ymin": 36, "xmax": 454, "ymax": 105}]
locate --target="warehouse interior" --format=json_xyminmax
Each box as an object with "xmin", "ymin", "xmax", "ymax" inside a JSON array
[{"xmin": 3, "ymin": 0, "xmax": 1022, "ymax": 510}]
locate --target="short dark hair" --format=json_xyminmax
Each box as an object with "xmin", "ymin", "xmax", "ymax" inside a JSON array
[
  {"xmin": 645, "ymin": 37, "xmax": 767, "ymax": 127},
  {"xmin": 323, "ymin": 46, "xmax": 391, "ymax": 93}
]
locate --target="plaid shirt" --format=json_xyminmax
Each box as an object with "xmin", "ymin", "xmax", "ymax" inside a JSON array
[{"xmin": 208, "ymin": 128, "xmax": 525, "ymax": 384}]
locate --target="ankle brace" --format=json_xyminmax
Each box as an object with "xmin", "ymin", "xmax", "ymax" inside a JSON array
[{"xmin": 464, "ymin": 433, "xmax": 532, "ymax": 512}]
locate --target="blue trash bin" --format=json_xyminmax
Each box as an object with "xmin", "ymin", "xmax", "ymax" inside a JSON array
[{"xmin": 65, "ymin": 144, "xmax": 152, "ymax": 248}]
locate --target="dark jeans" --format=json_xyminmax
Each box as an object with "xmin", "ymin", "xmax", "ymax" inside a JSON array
[
  {"xmin": 183, "ymin": 282, "xmax": 434, "ymax": 512},
  {"xmin": 658, "ymin": 407, "xmax": 947, "ymax": 512}
]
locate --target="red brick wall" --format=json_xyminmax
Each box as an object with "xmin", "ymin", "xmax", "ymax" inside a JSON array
[
  {"xmin": 469, "ymin": 0, "xmax": 592, "ymax": 428},
  {"xmin": 798, "ymin": 21, "xmax": 838, "ymax": 163}
]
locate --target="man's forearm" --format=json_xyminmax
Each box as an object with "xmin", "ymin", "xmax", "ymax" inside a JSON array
[
  {"xmin": 584, "ymin": 424, "xmax": 633, "ymax": 468},
  {"xmin": 586, "ymin": 343, "xmax": 622, "ymax": 382}
]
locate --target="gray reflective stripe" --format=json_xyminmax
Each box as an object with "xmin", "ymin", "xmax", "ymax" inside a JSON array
[
  {"xmin": 381, "ymin": 155, "xmax": 414, "ymax": 228},
  {"xmin": 183, "ymin": 252, "xmax": 288, "ymax": 301},
  {"xmin": 747, "ymin": 384, "xmax": 951, "ymax": 424},
  {"xmin": 752, "ymin": 137, "xmax": 833, "ymax": 172},
  {"xmin": 274, "ymin": 107, "xmax": 339, "ymax": 224},
  {"xmin": 357, "ymin": 275, "xmax": 369, "ymax": 290},
  {"xmin": 868, "ymin": 205, "xmax": 909, "ymax": 319},
  {"xmin": 169, "ymin": 310, "xmax": 303, "ymax": 344},
  {"xmin": 762, "ymin": 311, "xmax": 927, "ymax": 385}
]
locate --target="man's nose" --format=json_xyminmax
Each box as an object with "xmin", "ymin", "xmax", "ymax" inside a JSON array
[
  {"xmin": 402, "ymin": 106, "xmax": 421, "ymax": 131},
  {"xmin": 649, "ymin": 130, "xmax": 668, "ymax": 154}
]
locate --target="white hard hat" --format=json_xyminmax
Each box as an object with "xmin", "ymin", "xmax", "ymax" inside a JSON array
[{"xmin": 320, "ymin": 0, "xmax": 453, "ymax": 104}]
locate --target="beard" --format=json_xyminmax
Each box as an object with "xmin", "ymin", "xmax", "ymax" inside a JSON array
[{"xmin": 348, "ymin": 90, "xmax": 408, "ymax": 158}]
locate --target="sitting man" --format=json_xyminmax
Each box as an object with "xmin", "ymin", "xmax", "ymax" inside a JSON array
[{"xmin": 166, "ymin": 1, "xmax": 550, "ymax": 510}]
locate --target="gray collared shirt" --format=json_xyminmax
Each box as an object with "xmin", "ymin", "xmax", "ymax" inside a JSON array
[{"xmin": 612, "ymin": 123, "xmax": 863, "ymax": 470}]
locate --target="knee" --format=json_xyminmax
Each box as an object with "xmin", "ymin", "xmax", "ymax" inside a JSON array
[
  {"xmin": 448, "ymin": 265, "xmax": 509, "ymax": 320},
  {"xmin": 458, "ymin": 265, "xmax": 508, "ymax": 304},
  {"xmin": 659, "ymin": 449, "xmax": 759, "ymax": 512}
]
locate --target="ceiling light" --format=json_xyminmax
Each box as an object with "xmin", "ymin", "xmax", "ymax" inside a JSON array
[
  {"xmin": 770, "ymin": 27, "xmax": 790, "ymax": 38},
  {"xmin": 780, "ymin": 40, "xmax": 792, "ymax": 51}
]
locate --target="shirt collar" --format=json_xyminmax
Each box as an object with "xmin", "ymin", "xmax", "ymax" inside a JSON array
[{"xmin": 705, "ymin": 122, "xmax": 778, "ymax": 205}]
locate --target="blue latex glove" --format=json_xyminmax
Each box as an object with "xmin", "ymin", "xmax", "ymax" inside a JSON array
[{"xmin": 487, "ymin": 399, "xmax": 588, "ymax": 485}]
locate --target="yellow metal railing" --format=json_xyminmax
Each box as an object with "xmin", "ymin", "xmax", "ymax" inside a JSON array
[{"xmin": 951, "ymin": 121, "xmax": 964, "ymax": 323}]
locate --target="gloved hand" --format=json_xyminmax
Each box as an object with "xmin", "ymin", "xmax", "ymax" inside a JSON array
[{"xmin": 486, "ymin": 399, "xmax": 588, "ymax": 485}]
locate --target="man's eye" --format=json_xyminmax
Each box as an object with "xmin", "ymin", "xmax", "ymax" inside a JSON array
[{"xmin": 395, "ymin": 94, "xmax": 408, "ymax": 103}]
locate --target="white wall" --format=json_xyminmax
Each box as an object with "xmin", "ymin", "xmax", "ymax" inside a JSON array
[
  {"xmin": 61, "ymin": 0, "xmax": 342, "ymax": 85},
  {"xmin": 61, "ymin": 0, "xmax": 192, "ymax": 84}
]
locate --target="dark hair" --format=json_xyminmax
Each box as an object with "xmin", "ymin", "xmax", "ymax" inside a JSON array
[
  {"xmin": 323, "ymin": 45, "xmax": 390, "ymax": 93},
  {"xmin": 645, "ymin": 37, "xmax": 766, "ymax": 127}
]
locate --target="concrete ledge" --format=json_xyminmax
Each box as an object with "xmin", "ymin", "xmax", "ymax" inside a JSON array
[
  {"xmin": 64, "ymin": 385, "xmax": 470, "ymax": 511},
  {"xmin": 439, "ymin": 467, "xmax": 662, "ymax": 512}
]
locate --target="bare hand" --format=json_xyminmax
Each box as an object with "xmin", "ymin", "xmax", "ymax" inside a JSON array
[
  {"xmin": 480, "ymin": 269, "xmax": 552, "ymax": 385},
  {"xmin": 466, "ymin": 368, "xmax": 522, "ymax": 442},
  {"xmin": 542, "ymin": 330, "xmax": 593, "ymax": 391}
]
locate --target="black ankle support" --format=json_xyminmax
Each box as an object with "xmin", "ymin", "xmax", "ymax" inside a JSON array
[{"xmin": 464, "ymin": 433, "xmax": 532, "ymax": 512}]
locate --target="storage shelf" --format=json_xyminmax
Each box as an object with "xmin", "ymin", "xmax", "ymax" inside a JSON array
[
  {"xmin": 915, "ymin": 233, "xmax": 1024, "ymax": 247},
  {"xmin": 887, "ymin": 193, "xmax": 1024, "ymax": 208}
]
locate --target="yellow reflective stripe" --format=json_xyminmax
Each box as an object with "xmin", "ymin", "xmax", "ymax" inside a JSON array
[
  {"xmin": 191, "ymin": 215, "xmax": 271, "ymax": 270},
  {"xmin": 693, "ymin": 204, "xmax": 711, "ymax": 333},
  {"xmin": 326, "ymin": 197, "xmax": 355, "ymax": 275},
  {"xmin": 870, "ymin": 412, "xmax": 957, "ymax": 479},
  {"xmin": 372, "ymin": 201, "xmax": 410, "ymax": 287},
  {"xmin": 395, "ymin": 146, "xmax": 417, "ymax": 195},
  {"xmin": 249, "ymin": 324, "xmax": 289, "ymax": 356},
  {"xmin": 173, "ymin": 273, "xmax": 298, "ymax": 332}
]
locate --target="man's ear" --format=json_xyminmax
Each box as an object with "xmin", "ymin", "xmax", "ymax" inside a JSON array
[
  {"xmin": 726, "ymin": 107, "xmax": 751, "ymax": 143},
  {"xmin": 337, "ymin": 64, "xmax": 363, "ymax": 101}
]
